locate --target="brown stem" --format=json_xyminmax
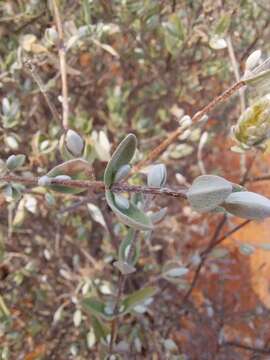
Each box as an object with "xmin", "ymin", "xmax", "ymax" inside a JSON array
[
  {"xmin": 246, "ymin": 174, "xmax": 270, "ymax": 182},
  {"xmin": 182, "ymin": 218, "xmax": 251, "ymax": 303},
  {"xmin": 23, "ymin": 58, "xmax": 61, "ymax": 124},
  {"xmin": 0, "ymin": 174, "xmax": 187, "ymax": 198},
  {"xmin": 182, "ymin": 215, "xmax": 227, "ymax": 303},
  {"xmin": 52, "ymin": 0, "xmax": 69, "ymax": 130},
  {"xmin": 223, "ymin": 341, "xmax": 270, "ymax": 355}
]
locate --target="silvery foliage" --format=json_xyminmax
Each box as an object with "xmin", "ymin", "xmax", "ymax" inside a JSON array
[
  {"xmin": 187, "ymin": 175, "xmax": 232, "ymax": 212},
  {"xmin": 104, "ymin": 134, "xmax": 153, "ymax": 231},
  {"xmin": 187, "ymin": 174, "xmax": 270, "ymax": 220},
  {"xmin": 223, "ymin": 191, "xmax": 270, "ymax": 220}
]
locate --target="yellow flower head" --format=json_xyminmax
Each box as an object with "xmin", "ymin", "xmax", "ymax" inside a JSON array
[{"xmin": 232, "ymin": 94, "xmax": 270, "ymax": 149}]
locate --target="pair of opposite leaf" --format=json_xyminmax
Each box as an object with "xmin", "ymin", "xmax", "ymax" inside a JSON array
[
  {"xmin": 187, "ymin": 174, "xmax": 270, "ymax": 220},
  {"xmin": 104, "ymin": 133, "xmax": 154, "ymax": 231}
]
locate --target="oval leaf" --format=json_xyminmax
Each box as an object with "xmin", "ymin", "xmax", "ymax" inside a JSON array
[
  {"xmin": 121, "ymin": 287, "xmax": 157, "ymax": 314},
  {"xmin": 6, "ymin": 154, "xmax": 25, "ymax": 170},
  {"xmin": 65, "ymin": 129, "xmax": 84, "ymax": 157},
  {"xmin": 82, "ymin": 298, "xmax": 115, "ymax": 321},
  {"xmin": 104, "ymin": 134, "xmax": 137, "ymax": 187},
  {"xmin": 118, "ymin": 228, "xmax": 140, "ymax": 265},
  {"xmin": 187, "ymin": 175, "xmax": 233, "ymax": 212},
  {"xmin": 223, "ymin": 191, "xmax": 270, "ymax": 219}
]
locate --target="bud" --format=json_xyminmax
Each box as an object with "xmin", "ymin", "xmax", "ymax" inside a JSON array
[
  {"xmin": 44, "ymin": 27, "xmax": 58, "ymax": 46},
  {"xmin": 245, "ymin": 50, "xmax": 262, "ymax": 71},
  {"xmin": 243, "ymin": 56, "xmax": 270, "ymax": 88},
  {"xmin": 179, "ymin": 115, "xmax": 192, "ymax": 129},
  {"xmin": 114, "ymin": 193, "xmax": 130, "ymax": 210},
  {"xmin": 147, "ymin": 164, "xmax": 167, "ymax": 187},
  {"xmin": 65, "ymin": 129, "xmax": 84, "ymax": 157},
  {"xmin": 54, "ymin": 175, "xmax": 71, "ymax": 181},
  {"xmin": 223, "ymin": 191, "xmax": 270, "ymax": 219},
  {"xmin": 6, "ymin": 154, "xmax": 25, "ymax": 170},
  {"xmin": 232, "ymin": 94, "xmax": 270, "ymax": 148},
  {"xmin": 38, "ymin": 176, "xmax": 52, "ymax": 187}
]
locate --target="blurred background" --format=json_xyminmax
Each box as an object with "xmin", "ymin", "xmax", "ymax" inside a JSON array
[{"xmin": 1, "ymin": 1, "xmax": 270, "ymax": 359}]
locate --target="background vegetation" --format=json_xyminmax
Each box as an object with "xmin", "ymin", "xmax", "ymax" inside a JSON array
[{"xmin": 1, "ymin": 0, "xmax": 270, "ymax": 359}]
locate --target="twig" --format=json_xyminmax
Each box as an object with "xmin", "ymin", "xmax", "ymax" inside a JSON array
[
  {"xmin": 222, "ymin": 341, "xmax": 270, "ymax": 355},
  {"xmin": 109, "ymin": 274, "xmax": 125, "ymax": 354},
  {"xmin": 246, "ymin": 174, "xmax": 270, "ymax": 182},
  {"xmin": 226, "ymin": 36, "xmax": 246, "ymax": 112},
  {"xmin": 133, "ymin": 80, "xmax": 245, "ymax": 172},
  {"xmin": 226, "ymin": 36, "xmax": 247, "ymax": 178},
  {"xmin": 182, "ymin": 215, "xmax": 227, "ymax": 303},
  {"xmin": 23, "ymin": 58, "xmax": 61, "ymax": 124},
  {"xmin": 165, "ymin": 0, "xmax": 177, "ymax": 71},
  {"xmin": 51, "ymin": 0, "xmax": 69, "ymax": 130},
  {"xmin": 205, "ymin": 219, "xmax": 251, "ymax": 251},
  {"xmin": 240, "ymin": 150, "xmax": 258, "ymax": 185},
  {"xmin": 182, "ymin": 218, "xmax": 251, "ymax": 303}
]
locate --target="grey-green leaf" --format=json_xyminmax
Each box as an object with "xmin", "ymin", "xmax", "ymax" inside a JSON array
[
  {"xmin": 187, "ymin": 175, "xmax": 233, "ymax": 212},
  {"xmin": 223, "ymin": 191, "xmax": 270, "ymax": 219},
  {"xmin": 82, "ymin": 298, "xmax": 115, "ymax": 321},
  {"xmin": 106, "ymin": 191, "xmax": 153, "ymax": 230},
  {"xmin": 118, "ymin": 228, "xmax": 141, "ymax": 265},
  {"xmin": 104, "ymin": 134, "xmax": 137, "ymax": 187},
  {"xmin": 121, "ymin": 287, "xmax": 157, "ymax": 314},
  {"xmin": 90, "ymin": 315, "xmax": 110, "ymax": 341},
  {"xmin": 113, "ymin": 260, "xmax": 136, "ymax": 275}
]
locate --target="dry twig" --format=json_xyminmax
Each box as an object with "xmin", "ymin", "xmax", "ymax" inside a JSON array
[{"xmin": 51, "ymin": 0, "xmax": 69, "ymax": 130}]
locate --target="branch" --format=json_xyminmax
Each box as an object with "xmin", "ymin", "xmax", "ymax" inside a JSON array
[
  {"xmin": 182, "ymin": 218, "xmax": 251, "ymax": 303},
  {"xmin": 51, "ymin": 0, "xmax": 69, "ymax": 130},
  {"xmin": 0, "ymin": 175, "xmax": 187, "ymax": 199},
  {"xmin": 222, "ymin": 341, "xmax": 270, "ymax": 355},
  {"xmin": 226, "ymin": 35, "xmax": 246, "ymax": 112},
  {"xmin": 246, "ymin": 174, "xmax": 270, "ymax": 182},
  {"xmin": 133, "ymin": 80, "xmax": 246, "ymax": 172},
  {"xmin": 23, "ymin": 58, "xmax": 61, "ymax": 124}
]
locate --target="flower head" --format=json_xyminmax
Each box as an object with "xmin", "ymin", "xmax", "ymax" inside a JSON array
[{"xmin": 232, "ymin": 94, "xmax": 270, "ymax": 149}]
